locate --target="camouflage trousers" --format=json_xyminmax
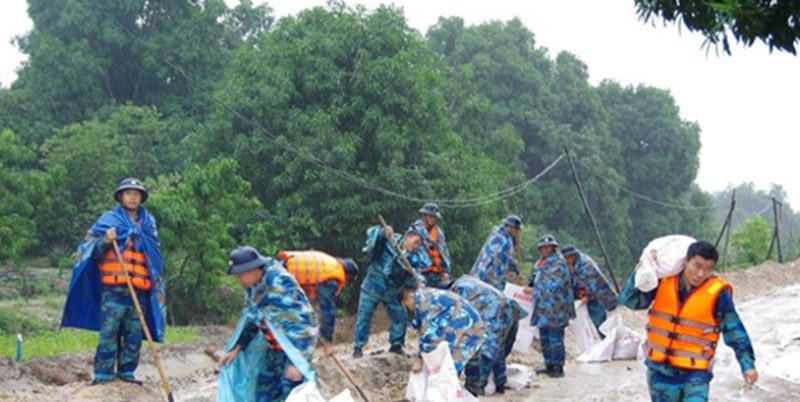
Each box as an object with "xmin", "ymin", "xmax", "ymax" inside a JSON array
[
  {"xmin": 353, "ymin": 288, "xmax": 407, "ymax": 349},
  {"xmin": 538, "ymin": 325, "xmax": 566, "ymax": 366},
  {"xmin": 450, "ymin": 320, "xmax": 487, "ymax": 376},
  {"xmin": 316, "ymin": 280, "xmax": 339, "ymax": 343},
  {"xmin": 493, "ymin": 320, "xmax": 518, "ymax": 387},
  {"xmin": 256, "ymin": 347, "xmax": 303, "ymax": 402},
  {"xmin": 464, "ymin": 354, "xmax": 493, "ymax": 395},
  {"xmin": 647, "ymin": 369, "xmax": 710, "ymax": 402},
  {"xmin": 587, "ymin": 299, "xmax": 608, "ymax": 339},
  {"xmin": 94, "ymin": 287, "xmax": 149, "ymax": 381}
]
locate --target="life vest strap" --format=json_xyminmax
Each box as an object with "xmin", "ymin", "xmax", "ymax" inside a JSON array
[
  {"xmin": 645, "ymin": 325, "xmax": 717, "ymax": 348},
  {"xmin": 649, "ymin": 310, "xmax": 719, "ymax": 333},
  {"xmin": 646, "ymin": 341, "xmax": 713, "ymax": 359}
]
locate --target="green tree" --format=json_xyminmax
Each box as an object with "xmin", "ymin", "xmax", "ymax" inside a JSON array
[
  {"xmin": 635, "ymin": 0, "xmax": 800, "ymax": 54},
  {"xmin": 39, "ymin": 105, "xmax": 170, "ymax": 248},
  {"xmin": 427, "ymin": 17, "xmax": 634, "ymax": 273},
  {"xmin": 147, "ymin": 158, "xmax": 267, "ymax": 324},
  {"xmin": 0, "ymin": 130, "xmax": 49, "ymax": 261},
  {"xmin": 8, "ymin": 0, "xmax": 272, "ymax": 145},
  {"xmin": 192, "ymin": 3, "xmax": 507, "ymax": 296},
  {"xmin": 731, "ymin": 216, "xmax": 772, "ymax": 266},
  {"xmin": 597, "ymin": 81, "xmax": 709, "ymax": 257}
]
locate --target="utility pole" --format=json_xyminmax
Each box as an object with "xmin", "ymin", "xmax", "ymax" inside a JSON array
[
  {"xmin": 564, "ymin": 146, "xmax": 619, "ymax": 293},
  {"xmin": 715, "ymin": 191, "xmax": 735, "ymax": 265},
  {"xmin": 766, "ymin": 197, "xmax": 783, "ymax": 263}
]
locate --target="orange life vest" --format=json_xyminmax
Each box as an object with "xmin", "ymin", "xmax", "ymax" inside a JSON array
[
  {"xmin": 99, "ymin": 239, "xmax": 152, "ymax": 291},
  {"xmin": 259, "ymin": 322, "xmax": 282, "ymax": 351},
  {"xmin": 278, "ymin": 250, "xmax": 346, "ymax": 300},
  {"xmin": 646, "ymin": 275, "xmax": 731, "ymax": 371},
  {"xmin": 423, "ymin": 226, "xmax": 444, "ymax": 273}
]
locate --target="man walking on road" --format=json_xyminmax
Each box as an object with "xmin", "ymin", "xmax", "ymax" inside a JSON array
[{"xmin": 619, "ymin": 241, "xmax": 758, "ymax": 401}]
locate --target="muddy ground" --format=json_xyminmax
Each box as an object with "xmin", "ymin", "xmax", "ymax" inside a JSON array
[{"xmin": 1, "ymin": 260, "xmax": 798, "ymax": 401}]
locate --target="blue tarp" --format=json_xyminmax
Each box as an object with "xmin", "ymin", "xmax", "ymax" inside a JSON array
[{"xmin": 60, "ymin": 205, "xmax": 166, "ymax": 342}]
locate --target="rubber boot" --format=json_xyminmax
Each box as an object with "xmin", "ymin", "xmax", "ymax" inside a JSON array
[
  {"xmin": 547, "ymin": 365, "xmax": 564, "ymax": 378},
  {"xmin": 388, "ymin": 344, "xmax": 408, "ymax": 357},
  {"xmin": 535, "ymin": 364, "xmax": 552, "ymax": 375}
]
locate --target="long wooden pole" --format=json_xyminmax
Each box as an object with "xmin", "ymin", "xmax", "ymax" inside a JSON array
[
  {"xmin": 378, "ymin": 215, "xmax": 423, "ymax": 288},
  {"xmin": 564, "ymin": 146, "xmax": 620, "ymax": 293},
  {"xmin": 330, "ymin": 352, "xmax": 371, "ymax": 402},
  {"xmin": 112, "ymin": 240, "xmax": 175, "ymax": 402}
]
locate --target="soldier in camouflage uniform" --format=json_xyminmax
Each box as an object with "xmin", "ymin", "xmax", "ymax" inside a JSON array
[
  {"xmin": 412, "ymin": 203, "xmax": 452, "ymax": 289},
  {"xmin": 217, "ymin": 246, "xmax": 319, "ymax": 402},
  {"xmin": 492, "ymin": 294, "xmax": 527, "ymax": 393},
  {"xmin": 278, "ymin": 250, "xmax": 359, "ymax": 356},
  {"xmin": 561, "ymin": 246, "xmax": 619, "ymax": 337},
  {"xmin": 448, "ymin": 276, "xmax": 527, "ymax": 396},
  {"xmin": 400, "ymin": 287, "xmax": 487, "ymax": 376},
  {"xmin": 470, "ymin": 215, "xmax": 523, "ymax": 393},
  {"xmin": 470, "ymin": 215, "xmax": 522, "ymax": 291},
  {"xmin": 352, "ymin": 225, "xmax": 429, "ymax": 358},
  {"xmin": 525, "ymin": 234, "xmax": 574, "ymax": 378},
  {"xmin": 619, "ymin": 241, "xmax": 758, "ymax": 402}
]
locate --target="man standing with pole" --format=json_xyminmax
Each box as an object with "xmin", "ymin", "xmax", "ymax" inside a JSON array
[
  {"xmin": 61, "ymin": 178, "xmax": 171, "ymax": 397},
  {"xmin": 412, "ymin": 203, "xmax": 452, "ymax": 289}
]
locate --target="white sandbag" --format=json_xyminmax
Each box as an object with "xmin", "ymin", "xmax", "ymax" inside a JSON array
[
  {"xmin": 285, "ymin": 381, "xmax": 356, "ymax": 402},
  {"xmin": 635, "ymin": 235, "xmax": 696, "ymax": 291},
  {"xmin": 286, "ymin": 381, "xmax": 327, "ymax": 402},
  {"xmin": 483, "ymin": 376, "xmax": 496, "ymax": 396},
  {"xmin": 404, "ymin": 342, "xmax": 477, "ymax": 402},
  {"xmin": 576, "ymin": 332, "xmax": 615, "ymax": 363},
  {"xmin": 503, "ymin": 283, "xmax": 539, "ymax": 353},
  {"xmin": 568, "ymin": 301, "xmax": 600, "ymax": 355},
  {"xmin": 405, "ymin": 370, "xmax": 427, "ymax": 402},
  {"xmin": 576, "ymin": 314, "xmax": 642, "ymax": 363},
  {"xmin": 612, "ymin": 327, "xmax": 642, "ymax": 361},
  {"xmin": 506, "ymin": 364, "xmax": 532, "ymax": 391},
  {"xmin": 328, "ymin": 390, "xmax": 356, "ymax": 402}
]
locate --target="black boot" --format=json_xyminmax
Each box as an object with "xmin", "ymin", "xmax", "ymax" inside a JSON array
[
  {"xmin": 495, "ymin": 383, "xmax": 505, "ymax": 394},
  {"xmin": 117, "ymin": 375, "xmax": 144, "ymax": 386},
  {"xmin": 534, "ymin": 364, "xmax": 552, "ymax": 374},
  {"xmin": 388, "ymin": 344, "xmax": 408, "ymax": 356},
  {"xmin": 547, "ymin": 365, "xmax": 564, "ymax": 378},
  {"xmin": 90, "ymin": 378, "xmax": 113, "ymax": 386},
  {"xmin": 352, "ymin": 347, "xmax": 363, "ymax": 358}
]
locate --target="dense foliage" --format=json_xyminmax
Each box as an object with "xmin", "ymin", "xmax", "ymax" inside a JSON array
[
  {"xmin": 635, "ymin": 0, "xmax": 800, "ymax": 55},
  {"xmin": 1, "ymin": 1, "xmax": 795, "ymax": 322}
]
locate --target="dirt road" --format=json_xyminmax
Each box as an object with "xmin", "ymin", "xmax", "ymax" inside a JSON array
[{"xmin": 1, "ymin": 260, "xmax": 798, "ymax": 401}]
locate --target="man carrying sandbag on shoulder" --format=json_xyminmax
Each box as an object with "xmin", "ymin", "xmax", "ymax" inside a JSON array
[{"xmin": 619, "ymin": 241, "xmax": 758, "ymax": 402}]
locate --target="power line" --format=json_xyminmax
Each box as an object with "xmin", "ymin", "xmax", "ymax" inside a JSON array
[
  {"xmin": 576, "ymin": 159, "xmax": 716, "ymax": 211},
  {"xmin": 84, "ymin": 2, "xmax": 562, "ymax": 209}
]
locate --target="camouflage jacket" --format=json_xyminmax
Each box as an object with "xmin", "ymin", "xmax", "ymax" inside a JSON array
[
  {"xmin": 361, "ymin": 225, "xmax": 429, "ymax": 296},
  {"xmin": 410, "ymin": 288, "xmax": 484, "ymax": 354},
  {"xmin": 470, "ymin": 226, "xmax": 519, "ymax": 291},
  {"xmin": 528, "ymin": 253, "xmax": 576, "ymax": 328},
  {"xmin": 238, "ymin": 258, "xmax": 319, "ymax": 364},
  {"xmin": 412, "ymin": 219, "xmax": 452, "ymax": 274},
  {"xmin": 450, "ymin": 275, "xmax": 511, "ymax": 358},
  {"xmin": 571, "ymin": 253, "xmax": 619, "ymax": 311}
]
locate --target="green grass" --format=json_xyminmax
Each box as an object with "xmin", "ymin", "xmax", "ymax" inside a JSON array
[{"xmin": 0, "ymin": 326, "xmax": 202, "ymax": 362}]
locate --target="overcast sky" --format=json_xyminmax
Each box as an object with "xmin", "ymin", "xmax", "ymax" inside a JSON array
[{"xmin": 2, "ymin": 0, "xmax": 798, "ymax": 208}]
